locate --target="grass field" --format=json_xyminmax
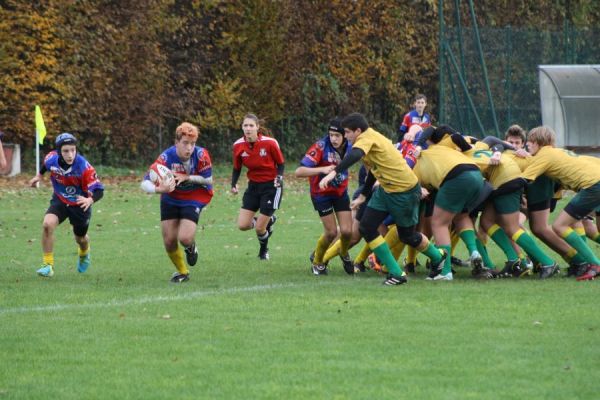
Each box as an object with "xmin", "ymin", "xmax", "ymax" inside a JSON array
[{"xmin": 1, "ymin": 174, "xmax": 599, "ymax": 399}]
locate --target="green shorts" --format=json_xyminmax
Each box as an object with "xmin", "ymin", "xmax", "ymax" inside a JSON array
[
  {"xmin": 435, "ymin": 170, "xmax": 484, "ymax": 213},
  {"xmin": 526, "ymin": 175, "xmax": 555, "ymax": 206},
  {"xmin": 492, "ymin": 189, "xmax": 523, "ymax": 214},
  {"xmin": 564, "ymin": 181, "xmax": 600, "ymax": 220},
  {"xmin": 368, "ymin": 184, "xmax": 421, "ymax": 227}
]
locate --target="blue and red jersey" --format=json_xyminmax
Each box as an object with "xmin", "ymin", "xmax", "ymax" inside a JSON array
[
  {"xmin": 43, "ymin": 151, "xmax": 103, "ymax": 206},
  {"xmin": 150, "ymin": 146, "xmax": 213, "ymax": 208},
  {"xmin": 233, "ymin": 134, "xmax": 284, "ymax": 183},
  {"xmin": 395, "ymin": 131, "xmax": 427, "ymax": 169},
  {"xmin": 398, "ymin": 110, "xmax": 431, "ymax": 137},
  {"xmin": 300, "ymin": 135, "xmax": 351, "ymax": 200}
]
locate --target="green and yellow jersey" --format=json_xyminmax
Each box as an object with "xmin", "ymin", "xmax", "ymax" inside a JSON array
[
  {"xmin": 463, "ymin": 142, "xmax": 522, "ymax": 188},
  {"xmin": 521, "ymin": 146, "xmax": 600, "ymax": 191},
  {"xmin": 413, "ymin": 144, "xmax": 477, "ymax": 190},
  {"xmin": 352, "ymin": 127, "xmax": 418, "ymax": 192}
]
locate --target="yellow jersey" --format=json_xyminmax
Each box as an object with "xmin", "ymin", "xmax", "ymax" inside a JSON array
[
  {"xmin": 413, "ymin": 144, "xmax": 477, "ymax": 190},
  {"xmin": 521, "ymin": 146, "xmax": 600, "ymax": 191},
  {"xmin": 464, "ymin": 142, "xmax": 521, "ymax": 188},
  {"xmin": 503, "ymin": 151, "xmax": 532, "ymax": 172},
  {"xmin": 352, "ymin": 127, "xmax": 418, "ymax": 192}
]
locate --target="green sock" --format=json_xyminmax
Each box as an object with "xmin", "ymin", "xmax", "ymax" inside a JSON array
[
  {"xmin": 575, "ymin": 227, "xmax": 587, "ymax": 242},
  {"xmin": 421, "ymin": 241, "xmax": 442, "ymax": 264},
  {"xmin": 488, "ymin": 225, "xmax": 519, "ymax": 260},
  {"xmin": 371, "ymin": 239, "xmax": 403, "ymax": 277},
  {"xmin": 565, "ymin": 247, "xmax": 587, "ymax": 265},
  {"xmin": 592, "ymin": 232, "xmax": 600, "ymax": 245},
  {"xmin": 475, "ymin": 238, "xmax": 495, "ymax": 268},
  {"xmin": 458, "ymin": 229, "xmax": 478, "ymax": 255},
  {"xmin": 563, "ymin": 229, "xmax": 600, "ymax": 265},
  {"xmin": 439, "ymin": 244, "xmax": 452, "ymax": 275},
  {"xmin": 513, "ymin": 230, "xmax": 554, "ymax": 266}
]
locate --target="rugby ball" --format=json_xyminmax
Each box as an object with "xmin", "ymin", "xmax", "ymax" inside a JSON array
[{"xmin": 148, "ymin": 163, "xmax": 174, "ymax": 185}]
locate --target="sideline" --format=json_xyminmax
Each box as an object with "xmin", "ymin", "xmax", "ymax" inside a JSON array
[{"xmin": 0, "ymin": 280, "xmax": 348, "ymax": 315}]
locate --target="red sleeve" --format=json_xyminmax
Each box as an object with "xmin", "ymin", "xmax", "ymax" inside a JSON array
[
  {"xmin": 271, "ymin": 140, "xmax": 285, "ymax": 165},
  {"xmin": 232, "ymin": 143, "xmax": 242, "ymax": 170},
  {"xmin": 154, "ymin": 153, "xmax": 168, "ymax": 167},
  {"xmin": 197, "ymin": 149, "xmax": 212, "ymax": 174},
  {"xmin": 401, "ymin": 113, "xmax": 411, "ymax": 130},
  {"xmin": 81, "ymin": 165, "xmax": 101, "ymax": 194}
]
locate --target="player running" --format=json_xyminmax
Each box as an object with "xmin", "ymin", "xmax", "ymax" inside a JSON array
[
  {"xmin": 231, "ymin": 113, "xmax": 284, "ymax": 260},
  {"xmin": 141, "ymin": 122, "xmax": 213, "ymax": 283},
  {"xmin": 29, "ymin": 133, "xmax": 104, "ymax": 277}
]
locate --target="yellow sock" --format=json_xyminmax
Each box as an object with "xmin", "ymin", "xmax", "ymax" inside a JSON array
[
  {"xmin": 78, "ymin": 245, "xmax": 89, "ymax": 257},
  {"xmin": 384, "ymin": 225, "xmax": 400, "ymax": 248},
  {"xmin": 313, "ymin": 234, "xmax": 330, "ymax": 264},
  {"xmin": 391, "ymin": 242, "xmax": 406, "ymax": 261},
  {"xmin": 575, "ymin": 227, "xmax": 586, "ymax": 238},
  {"xmin": 383, "ymin": 226, "xmax": 404, "ymax": 260},
  {"xmin": 354, "ymin": 242, "xmax": 372, "ymax": 264},
  {"xmin": 407, "ymin": 246, "xmax": 417, "ymax": 264},
  {"xmin": 339, "ymin": 235, "xmax": 351, "ymax": 258},
  {"xmin": 450, "ymin": 230, "xmax": 460, "ymax": 255},
  {"xmin": 167, "ymin": 248, "xmax": 188, "ymax": 275},
  {"xmin": 43, "ymin": 252, "xmax": 54, "ymax": 266},
  {"xmin": 322, "ymin": 239, "xmax": 341, "ymax": 264}
]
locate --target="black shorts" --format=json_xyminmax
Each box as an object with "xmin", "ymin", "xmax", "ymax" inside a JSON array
[
  {"xmin": 46, "ymin": 195, "xmax": 91, "ymax": 237},
  {"xmin": 160, "ymin": 201, "xmax": 202, "ymax": 223},
  {"xmin": 311, "ymin": 194, "xmax": 351, "ymax": 217},
  {"xmin": 354, "ymin": 192, "xmax": 373, "ymax": 221},
  {"xmin": 242, "ymin": 181, "xmax": 283, "ymax": 216},
  {"xmin": 528, "ymin": 199, "xmax": 552, "ymax": 212}
]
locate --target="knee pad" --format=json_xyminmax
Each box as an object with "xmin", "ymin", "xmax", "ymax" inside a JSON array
[
  {"xmin": 359, "ymin": 220, "xmax": 380, "ymax": 242},
  {"xmin": 396, "ymin": 225, "xmax": 422, "ymax": 248}
]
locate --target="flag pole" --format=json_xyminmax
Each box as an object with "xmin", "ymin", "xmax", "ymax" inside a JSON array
[
  {"xmin": 34, "ymin": 105, "xmax": 47, "ymax": 188},
  {"xmin": 35, "ymin": 128, "xmax": 40, "ymax": 188}
]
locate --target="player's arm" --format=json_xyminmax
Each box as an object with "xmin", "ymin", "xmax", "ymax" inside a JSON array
[
  {"xmin": 175, "ymin": 150, "xmax": 213, "ymax": 186},
  {"xmin": 29, "ymin": 162, "xmax": 48, "ymax": 187},
  {"xmin": 350, "ymin": 170, "xmax": 376, "ymax": 210},
  {"xmin": 482, "ymin": 136, "xmax": 515, "ymax": 152},
  {"xmin": 520, "ymin": 155, "xmax": 550, "ymax": 183},
  {"xmin": 174, "ymin": 170, "xmax": 213, "ymax": 186},
  {"xmin": 319, "ymin": 148, "xmax": 365, "ymax": 189},
  {"xmin": 397, "ymin": 114, "xmax": 410, "ymax": 142},
  {"xmin": 295, "ymin": 164, "xmax": 335, "ymax": 177},
  {"xmin": 274, "ymin": 163, "xmax": 284, "ymax": 188},
  {"xmin": 77, "ymin": 167, "xmax": 104, "ymax": 210},
  {"xmin": 140, "ymin": 167, "xmax": 175, "ymax": 194},
  {"xmin": 230, "ymin": 167, "xmax": 241, "ymax": 194}
]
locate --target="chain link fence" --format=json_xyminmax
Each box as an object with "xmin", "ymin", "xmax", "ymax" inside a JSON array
[{"xmin": 440, "ymin": 25, "xmax": 600, "ymax": 137}]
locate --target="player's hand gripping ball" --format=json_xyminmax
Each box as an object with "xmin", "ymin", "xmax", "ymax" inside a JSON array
[{"xmin": 148, "ymin": 163, "xmax": 175, "ymax": 186}]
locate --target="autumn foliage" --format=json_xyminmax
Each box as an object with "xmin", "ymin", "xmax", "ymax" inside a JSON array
[{"xmin": 0, "ymin": 1, "xmax": 598, "ymax": 164}]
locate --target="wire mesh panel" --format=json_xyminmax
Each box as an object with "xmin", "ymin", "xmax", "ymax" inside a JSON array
[{"xmin": 440, "ymin": 26, "xmax": 600, "ymax": 139}]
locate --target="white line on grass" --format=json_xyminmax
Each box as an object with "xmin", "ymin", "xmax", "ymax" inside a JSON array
[{"xmin": 0, "ymin": 280, "xmax": 347, "ymax": 315}]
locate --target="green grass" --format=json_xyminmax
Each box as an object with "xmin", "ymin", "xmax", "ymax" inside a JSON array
[{"xmin": 1, "ymin": 176, "xmax": 599, "ymax": 399}]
